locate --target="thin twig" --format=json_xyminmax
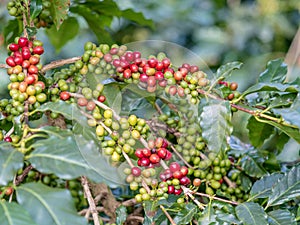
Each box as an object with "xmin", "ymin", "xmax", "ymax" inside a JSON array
[
  {"xmin": 122, "ymin": 198, "xmax": 137, "ymax": 207},
  {"xmin": 41, "ymin": 57, "xmax": 81, "ymax": 73},
  {"xmin": 0, "ymin": 64, "xmax": 10, "ymax": 69},
  {"xmin": 126, "ymin": 215, "xmax": 144, "ymax": 223},
  {"xmin": 78, "ymin": 206, "xmax": 104, "ymax": 216},
  {"xmin": 194, "ymin": 192, "xmax": 239, "ymax": 205},
  {"xmin": 81, "ymin": 176, "xmax": 100, "ymax": 225},
  {"xmin": 15, "ymin": 165, "xmax": 33, "ymax": 185},
  {"xmin": 170, "ymin": 145, "xmax": 193, "ymax": 168},
  {"xmin": 160, "ymin": 205, "xmax": 176, "ymax": 225},
  {"xmin": 181, "ymin": 186, "xmax": 205, "ymax": 210},
  {"xmin": 223, "ymin": 176, "xmax": 236, "ymax": 188}
]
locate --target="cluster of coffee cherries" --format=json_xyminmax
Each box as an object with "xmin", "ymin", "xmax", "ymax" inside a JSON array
[
  {"xmin": 7, "ymin": 0, "xmax": 53, "ymax": 28},
  {"xmin": 135, "ymin": 137, "xmax": 172, "ymax": 167},
  {"xmin": 100, "ymin": 115, "xmax": 151, "ymax": 163},
  {"xmin": 1, "ymin": 37, "xmax": 45, "ymax": 118}
]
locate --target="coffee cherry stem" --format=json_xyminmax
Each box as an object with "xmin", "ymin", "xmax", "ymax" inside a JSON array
[
  {"xmin": 193, "ymin": 190, "xmax": 239, "ymax": 205},
  {"xmin": 0, "ymin": 63, "xmax": 10, "ymax": 69},
  {"xmin": 207, "ymin": 76, "xmax": 224, "ymax": 93},
  {"xmin": 159, "ymin": 205, "xmax": 176, "ymax": 225},
  {"xmin": 170, "ymin": 145, "xmax": 193, "ymax": 168},
  {"xmin": 181, "ymin": 186, "xmax": 205, "ymax": 210},
  {"xmin": 41, "ymin": 56, "xmax": 81, "ymax": 73},
  {"xmin": 81, "ymin": 176, "xmax": 101, "ymax": 225},
  {"xmin": 223, "ymin": 176, "xmax": 236, "ymax": 188},
  {"xmin": 5, "ymin": 126, "xmax": 14, "ymax": 138}
]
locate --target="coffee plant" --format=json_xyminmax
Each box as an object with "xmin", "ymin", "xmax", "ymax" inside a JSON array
[{"xmin": 0, "ymin": 1, "xmax": 299, "ymax": 225}]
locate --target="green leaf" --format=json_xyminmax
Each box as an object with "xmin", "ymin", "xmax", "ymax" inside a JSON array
[
  {"xmin": 249, "ymin": 173, "xmax": 283, "ymax": 200},
  {"xmin": 35, "ymin": 100, "xmax": 88, "ymax": 128},
  {"xmin": 200, "ymin": 101, "xmax": 232, "ymax": 153},
  {"xmin": 241, "ymin": 82, "xmax": 299, "ymax": 98},
  {"xmin": 198, "ymin": 201, "xmax": 217, "ymax": 224},
  {"xmin": 30, "ymin": 0, "xmax": 43, "ymax": 19},
  {"xmin": 0, "ymin": 201, "xmax": 38, "ymax": 225},
  {"xmin": 258, "ymin": 59, "xmax": 287, "ymax": 83},
  {"xmin": 267, "ymin": 164, "xmax": 300, "ymax": 207},
  {"xmin": 268, "ymin": 209, "xmax": 296, "ymax": 225},
  {"xmin": 241, "ymin": 154, "xmax": 268, "ymax": 178},
  {"xmin": 27, "ymin": 127, "xmax": 122, "ymax": 184},
  {"xmin": 116, "ymin": 205, "xmax": 127, "ymax": 225},
  {"xmin": 82, "ymin": 0, "xmax": 122, "ymax": 16},
  {"xmin": 240, "ymin": 173, "xmax": 252, "ymax": 192},
  {"xmin": 254, "ymin": 117, "xmax": 300, "ymax": 143},
  {"xmin": 215, "ymin": 61, "xmax": 243, "ymax": 79},
  {"xmin": 143, "ymin": 200, "xmax": 158, "ymax": 225},
  {"xmin": 235, "ymin": 202, "xmax": 268, "ymax": 225},
  {"xmin": 273, "ymin": 94, "xmax": 300, "ymax": 129},
  {"xmin": 16, "ymin": 182, "xmax": 87, "ymax": 225},
  {"xmin": 173, "ymin": 203, "xmax": 197, "ymax": 224},
  {"xmin": 70, "ymin": 5, "xmax": 113, "ymax": 44},
  {"xmin": 46, "ymin": 17, "xmax": 79, "ymax": 52},
  {"xmin": 3, "ymin": 19, "xmax": 22, "ymax": 45},
  {"xmin": 121, "ymin": 9, "xmax": 154, "ymax": 28},
  {"xmin": 49, "ymin": 0, "xmax": 70, "ymax": 29},
  {"xmin": 103, "ymin": 83, "xmax": 122, "ymax": 115},
  {"xmin": 0, "ymin": 142, "xmax": 23, "ymax": 185},
  {"xmin": 86, "ymin": 72, "xmax": 111, "ymax": 91},
  {"xmin": 247, "ymin": 116, "xmax": 274, "ymax": 147},
  {"xmin": 269, "ymin": 93, "xmax": 296, "ymax": 108}
]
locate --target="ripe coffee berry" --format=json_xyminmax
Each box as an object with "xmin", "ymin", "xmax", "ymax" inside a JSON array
[
  {"xmin": 169, "ymin": 162, "xmax": 181, "ymax": 173},
  {"xmin": 97, "ymin": 95, "xmax": 106, "ymax": 102},
  {"xmin": 157, "ymin": 148, "xmax": 167, "ymax": 159},
  {"xmin": 18, "ymin": 37, "xmax": 29, "ymax": 47},
  {"xmin": 149, "ymin": 154, "xmax": 160, "ymax": 164},
  {"xmin": 4, "ymin": 136, "xmax": 12, "ymax": 142},
  {"xmin": 33, "ymin": 46, "xmax": 44, "ymax": 55},
  {"xmin": 60, "ymin": 91, "xmax": 71, "ymax": 101},
  {"xmin": 131, "ymin": 167, "xmax": 141, "ymax": 177}
]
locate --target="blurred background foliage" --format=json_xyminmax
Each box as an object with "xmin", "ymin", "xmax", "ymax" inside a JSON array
[{"xmin": 0, "ymin": 0, "xmax": 299, "ymax": 151}]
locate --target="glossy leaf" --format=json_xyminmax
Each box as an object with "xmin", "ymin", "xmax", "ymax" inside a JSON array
[
  {"xmin": 247, "ymin": 116, "xmax": 274, "ymax": 147},
  {"xmin": 215, "ymin": 61, "xmax": 243, "ymax": 79},
  {"xmin": 249, "ymin": 173, "xmax": 283, "ymax": 200},
  {"xmin": 241, "ymin": 82, "xmax": 299, "ymax": 98},
  {"xmin": 0, "ymin": 142, "xmax": 23, "ymax": 185},
  {"xmin": 70, "ymin": 5, "xmax": 113, "ymax": 44},
  {"xmin": 241, "ymin": 154, "xmax": 267, "ymax": 178},
  {"xmin": 3, "ymin": 19, "xmax": 22, "ymax": 45},
  {"xmin": 240, "ymin": 173, "xmax": 252, "ymax": 192},
  {"xmin": 254, "ymin": 117, "xmax": 300, "ymax": 143},
  {"xmin": 236, "ymin": 202, "xmax": 268, "ymax": 225},
  {"xmin": 198, "ymin": 201, "xmax": 217, "ymax": 224},
  {"xmin": 36, "ymin": 100, "xmax": 88, "ymax": 127},
  {"xmin": 267, "ymin": 164, "xmax": 300, "ymax": 207},
  {"xmin": 49, "ymin": 0, "xmax": 70, "ymax": 29},
  {"xmin": 103, "ymin": 83, "xmax": 122, "ymax": 115},
  {"xmin": 173, "ymin": 203, "xmax": 197, "ymax": 224},
  {"xmin": 143, "ymin": 200, "xmax": 157, "ymax": 225},
  {"xmin": 30, "ymin": 0, "xmax": 43, "ymax": 19},
  {"xmin": 269, "ymin": 93, "xmax": 296, "ymax": 108},
  {"xmin": 46, "ymin": 17, "xmax": 79, "ymax": 52},
  {"xmin": 27, "ymin": 127, "xmax": 122, "ymax": 184},
  {"xmin": 116, "ymin": 205, "xmax": 127, "ymax": 225},
  {"xmin": 200, "ymin": 101, "xmax": 232, "ymax": 153},
  {"xmin": 258, "ymin": 59, "xmax": 287, "ymax": 83},
  {"xmin": 268, "ymin": 209, "xmax": 296, "ymax": 225},
  {"xmin": 16, "ymin": 183, "xmax": 87, "ymax": 225},
  {"xmin": 121, "ymin": 9, "xmax": 154, "ymax": 28},
  {"xmin": 0, "ymin": 201, "xmax": 37, "ymax": 225},
  {"xmin": 273, "ymin": 94, "xmax": 300, "ymax": 129}
]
